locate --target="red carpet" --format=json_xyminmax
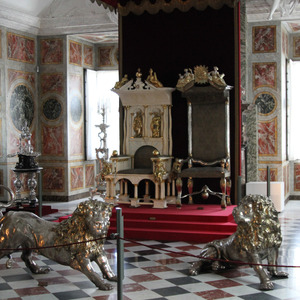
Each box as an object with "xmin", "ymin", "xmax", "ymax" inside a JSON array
[{"xmin": 57, "ymin": 204, "xmax": 237, "ymax": 243}]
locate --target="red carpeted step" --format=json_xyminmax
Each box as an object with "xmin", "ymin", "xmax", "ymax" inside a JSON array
[
  {"xmin": 110, "ymin": 204, "xmax": 236, "ymax": 223},
  {"xmin": 107, "ymin": 227, "xmax": 235, "ymax": 243},
  {"xmin": 109, "ymin": 219, "xmax": 237, "ymax": 232},
  {"xmin": 56, "ymin": 204, "xmax": 237, "ymax": 243}
]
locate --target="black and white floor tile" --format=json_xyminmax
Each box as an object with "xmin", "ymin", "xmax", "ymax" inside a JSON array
[{"xmin": 1, "ymin": 199, "xmax": 300, "ymax": 300}]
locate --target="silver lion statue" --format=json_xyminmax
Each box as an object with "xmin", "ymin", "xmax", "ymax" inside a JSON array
[
  {"xmin": 189, "ymin": 194, "xmax": 288, "ymax": 290},
  {"xmin": 0, "ymin": 187, "xmax": 117, "ymax": 290}
]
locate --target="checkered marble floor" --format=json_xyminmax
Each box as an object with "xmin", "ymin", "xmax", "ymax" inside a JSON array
[{"xmin": 1, "ymin": 199, "xmax": 300, "ymax": 300}]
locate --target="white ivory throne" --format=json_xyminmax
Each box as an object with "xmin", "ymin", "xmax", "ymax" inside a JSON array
[{"xmin": 104, "ymin": 70, "xmax": 176, "ymax": 208}]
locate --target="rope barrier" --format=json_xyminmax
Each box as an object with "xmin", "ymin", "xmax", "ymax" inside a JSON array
[
  {"xmin": 0, "ymin": 234, "xmax": 299, "ymax": 269},
  {"xmin": 118, "ymin": 236, "xmax": 300, "ymax": 269},
  {"xmin": 0, "ymin": 236, "xmax": 106, "ymax": 252}
]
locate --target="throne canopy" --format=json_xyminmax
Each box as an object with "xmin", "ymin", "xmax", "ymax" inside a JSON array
[{"xmin": 90, "ymin": 0, "xmax": 237, "ymax": 15}]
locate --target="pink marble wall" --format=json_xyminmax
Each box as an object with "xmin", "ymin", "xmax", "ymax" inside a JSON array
[
  {"xmin": 0, "ymin": 30, "xmax": 2, "ymax": 59},
  {"xmin": 7, "ymin": 32, "xmax": 35, "ymax": 63},
  {"xmin": 258, "ymin": 167, "xmax": 277, "ymax": 181},
  {"xmin": 282, "ymin": 30, "xmax": 288, "ymax": 57},
  {"xmin": 69, "ymin": 40, "xmax": 82, "ymax": 66},
  {"xmin": 283, "ymin": 163, "xmax": 289, "ymax": 195},
  {"xmin": 293, "ymin": 36, "xmax": 300, "ymax": 57},
  {"xmin": 8, "ymin": 69, "xmax": 35, "ymax": 90},
  {"xmin": 41, "ymin": 73, "xmax": 64, "ymax": 96},
  {"xmin": 98, "ymin": 46, "xmax": 113, "ymax": 67},
  {"xmin": 85, "ymin": 164, "xmax": 95, "ymax": 188},
  {"xmin": 43, "ymin": 167, "xmax": 65, "ymax": 192},
  {"xmin": 8, "ymin": 131, "xmax": 19, "ymax": 154},
  {"xmin": 41, "ymin": 38, "xmax": 63, "ymax": 64},
  {"xmin": 289, "ymin": 23, "xmax": 300, "ymax": 32},
  {"xmin": 0, "ymin": 119, "xmax": 2, "ymax": 157},
  {"xmin": 71, "ymin": 166, "xmax": 84, "ymax": 190},
  {"xmin": 0, "ymin": 170, "xmax": 3, "ymax": 195},
  {"xmin": 294, "ymin": 163, "xmax": 300, "ymax": 191},
  {"xmin": 69, "ymin": 73, "xmax": 82, "ymax": 92},
  {"xmin": 253, "ymin": 62, "xmax": 276, "ymax": 89},
  {"xmin": 70, "ymin": 126, "xmax": 83, "ymax": 156},
  {"xmin": 258, "ymin": 118, "xmax": 277, "ymax": 156},
  {"xmin": 8, "ymin": 128, "xmax": 36, "ymax": 155},
  {"xmin": 42, "ymin": 124, "xmax": 64, "ymax": 156},
  {"xmin": 84, "ymin": 44, "xmax": 93, "ymax": 67},
  {"xmin": 252, "ymin": 25, "xmax": 276, "ymax": 53}
]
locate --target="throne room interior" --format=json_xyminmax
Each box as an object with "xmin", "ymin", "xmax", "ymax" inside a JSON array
[{"xmin": 1, "ymin": 0, "xmax": 300, "ymax": 299}]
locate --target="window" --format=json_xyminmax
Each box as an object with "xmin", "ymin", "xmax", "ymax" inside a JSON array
[
  {"xmin": 289, "ymin": 60, "xmax": 300, "ymax": 160},
  {"xmin": 85, "ymin": 69, "xmax": 119, "ymax": 160}
]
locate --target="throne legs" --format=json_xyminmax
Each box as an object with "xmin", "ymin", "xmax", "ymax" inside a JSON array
[{"xmin": 175, "ymin": 176, "xmax": 231, "ymax": 208}]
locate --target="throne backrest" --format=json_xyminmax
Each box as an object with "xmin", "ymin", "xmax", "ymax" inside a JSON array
[
  {"xmin": 184, "ymin": 86, "xmax": 230, "ymax": 162},
  {"xmin": 134, "ymin": 145, "xmax": 157, "ymax": 169}
]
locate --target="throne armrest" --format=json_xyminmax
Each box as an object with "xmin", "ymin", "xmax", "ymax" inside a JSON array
[
  {"xmin": 151, "ymin": 155, "xmax": 173, "ymax": 182},
  {"xmin": 191, "ymin": 156, "xmax": 230, "ymax": 170},
  {"xmin": 110, "ymin": 155, "xmax": 132, "ymax": 173},
  {"xmin": 171, "ymin": 157, "xmax": 189, "ymax": 174}
]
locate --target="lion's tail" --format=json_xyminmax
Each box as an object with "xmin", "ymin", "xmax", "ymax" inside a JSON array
[{"xmin": 0, "ymin": 185, "xmax": 15, "ymax": 210}]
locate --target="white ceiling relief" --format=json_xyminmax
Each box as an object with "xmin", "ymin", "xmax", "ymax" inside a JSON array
[{"xmin": 0, "ymin": 0, "xmax": 118, "ymax": 41}]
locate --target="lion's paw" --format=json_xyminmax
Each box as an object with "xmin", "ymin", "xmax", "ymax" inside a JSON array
[
  {"xmin": 106, "ymin": 275, "xmax": 118, "ymax": 282},
  {"xmin": 35, "ymin": 267, "xmax": 51, "ymax": 274},
  {"xmin": 189, "ymin": 268, "xmax": 199, "ymax": 276},
  {"xmin": 98, "ymin": 282, "xmax": 114, "ymax": 291},
  {"xmin": 272, "ymin": 271, "xmax": 289, "ymax": 278},
  {"xmin": 260, "ymin": 280, "xmax": 274, "ymax": 290}
]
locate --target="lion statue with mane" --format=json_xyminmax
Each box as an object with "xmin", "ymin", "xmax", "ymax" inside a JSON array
[
  {"xmin": 189, "ymin": 194, "xmax": 288, "ymax": 290},
  {"xmin": 0, "ymin": 187, "xmax": 117, "ymax": 290}
]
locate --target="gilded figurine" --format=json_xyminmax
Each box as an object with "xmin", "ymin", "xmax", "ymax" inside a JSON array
[
  {"xmin": 150, "ymin": 112, "xmax": 161, "ymax": 138},
  {"xmin": 177, "ymin": 65, "xmax": 228, "ymax": 91},
  {"xmin": 176, "ymin": 68, "xmax": 194, "ymax": 90},
  {"xmin": 133, "ymin": 110, "xmax": 143, "ymax": 138},
  {"xmin": 0, "ymin": 189, "xmax": 117, "ymax": 290},
  {"xmin": 146, "ymin": 68, "xmax": 163, "ymax": 88},
  {"xmin": 189, "ymin": 194, "xmax": 288, "ymax": 290},
  {"xmin": 113, "ymin": 74, "xmax": 129, "ymax": 89},
  {"xmin": 208, "ymin": 66, "xmax": 227, "ymax": 89},
  {"xmin": 136, "ymin": 68, "xmax": 142, "ymax": 78},
  {"xmin": 153, "ymin": 161, "xmax": 167, "ymax": 183}
]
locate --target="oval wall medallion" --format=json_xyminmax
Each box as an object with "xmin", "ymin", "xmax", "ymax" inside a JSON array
[
  {"xmin": 10, "ymin": 84, "xmax": 34, "ymax": 131},
  {"xmin": 254, "ymin": 92, "xmax": 276, "ymax": 115},
  {"xmin": 43, "ymin": 98, "xmax": 62, "ymax": 121}
]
